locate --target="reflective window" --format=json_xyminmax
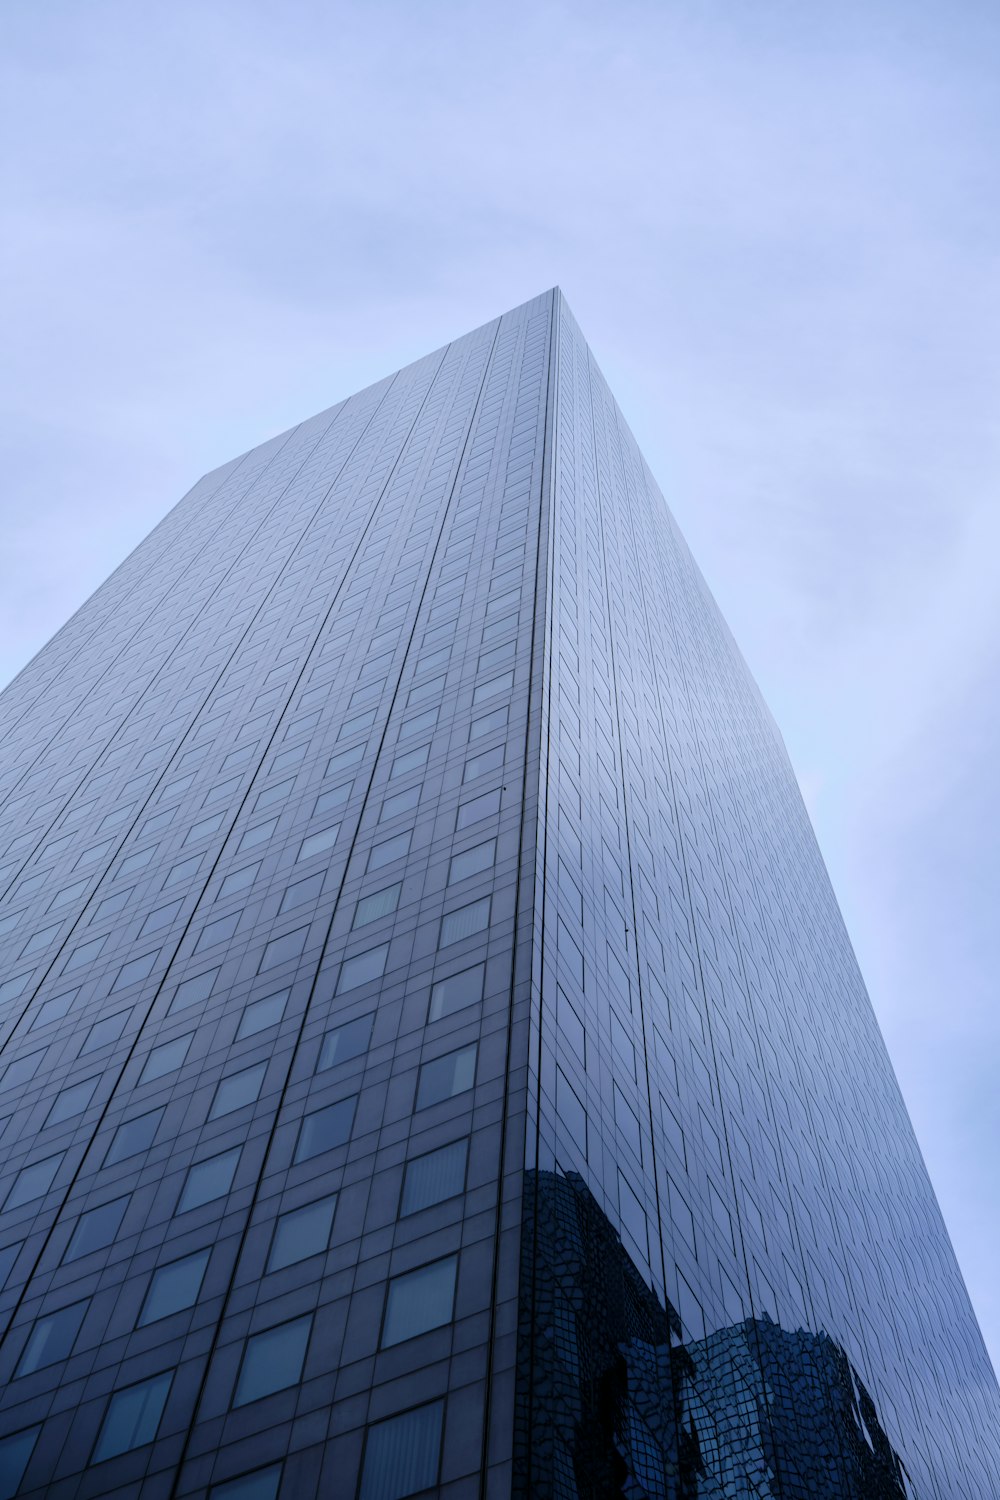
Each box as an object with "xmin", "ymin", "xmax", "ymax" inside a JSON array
[
  {"xmin": 267, "ymin": 1194, "xmax": 337, "ymax": 1272},
  {"xmin": 337, "ymin": 943, "xmax": 388, "ymax": 993},
  {"xmin": 439, "ymin": 897, "xmax": 490, "ymax": 947},
  {"xmin": 401, "ymin": 1139, "xmax": 468, "ymax": 1215},
  {"xmin": 382, "ymin": 1256, "xmax": 457, "ymax": 1346},
  {"xmin": 416, "ymin": 1046, "xmax": 477, "ymax": 1109},
  {"xmin": 318, "ymin": 1015, "xmax": 372, "ymax": 1071},
  {"xmin": 64, "ymin": 1196, "xmax": 128, "ymax": 1262},
  {"xmin": 429, "ymin": 964, "xmax": 485, "ymax": 1022},
  {"xmin": 92, "ymin": 1371, "xmax": 172, "ymax": 1462},
  {"xmin": 45, "ymin": 1076, "xmax": 98, "ymax": 1126},
  {"xmin": 293, "ymin": 1098, "xmax": 356, "ymax": 1163},
  {"xmin": 178, "ymin": 1147, "xmax": 241, "ymax": 1212},
  {"xmin": 139, "ymin": 1033, "xmax": 192, "ymax": 1084},
  {"xmin": 233, "ymin": 1315, "xmax": 311, "ymax": 1406},
  {"xmin": 16, "ymin": 1299, "xmax": 87, "ymax": 1376},
  {"xmin": 360, "ymin": 1401, "xmax": 443, "ymax": 1500},
  {"xmin": 139, "ymin": 1248, "xmax": 210, "ymax": 1326},
  {"xmin": 104, "ymin": 1107, "xmax": 163, "ymax": 1166},
  {"xmin": 209, "ymin": 1062, "xmax": 266, "ymax": 1120},
  {"xmin": 237, "ymin": 989, "xmax": 288, "ymax": 1040}
]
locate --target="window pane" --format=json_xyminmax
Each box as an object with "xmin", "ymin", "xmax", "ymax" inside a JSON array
[
  {"xmin": 139, "ymin": 1033, "xmax": 192, "ymax": 1084},
  {"xmin": 16, "ymin": 1299, "xmax": 87, "ymax": 1376},
  {"xmin": 237, "ymin": 990, "xmax": 288, "ymax": 1040},
  {"xmin": 210, "ymin": 1466, "xmax": 283, "ymax": 1500},
  {"xmin": 439, "ymin": 898, "xmax": 490, "ymax": 947},
  {"xmin": 360, "ymin": 1401, "xmax": 443, "ymax": 1500},
  {"xmin": 401, "ymin": 1140, "xmax": 468, "ymax": 1216},
  {"xmin": 367, "ymin": 832, "xmax": 410, "ymax": 871},
  {"xmin": 64, "ymin": 1197, "xmax": 128, "ymax": 1262},
  {"xmin": 81, "ymin": 1010, "xmax": 130, "ymax": 1053},
  {"xmin": 429, "ymin": 964, "xmax": 485, "ymax": 1022},
  {"xmin": 233, "ymin": 1315, "xmax": 311, "ymax": 1406},
  {"xmin": 92, "ymin": 1371, "xmax": 172, "ymax": 1461},
  {"xmin": 280, "ymin": 873, "xmax": 323, "ymax": 913},
  {"xmin": 259, "ymin": 926, "xmax": 308, "ymax": 972},
  {"xmin": 5, "ymin": 1154, "xmax": 63, "ymax": 1211},
  {"xmin": 293, "ymin": 1098, "xmax": 356, "ymax": 1164},
  {"xmin": 0, "ymin": 1426, "xmax": 40, "ymax": 1500},
  {"xmin": 379, "ymin": 786, "xmax": 419, "ymax": 822},
  {"xmin": 416, "ymin": 1046, "xmax": 477, "ymax": 1110},
  {"xmin": 209, "ymin": 1062, "xmax": 267, "ymax": 1120},
  {"xmin": 456, "ymin": 788, "xmax": 501, "ymax": 829},
  {"xmin": 382, "ymin": 1256, "xmax": 457, "ymax": 1347},
  {"xmin": 45, "ymin": 1076, "xmax": 98, "ymax": 1126},
  {"xmin": 314, "ymin": 782, "xmax": 351, "ymax": 818},
  {"xmin": 179, "ymin": 1147, "xmax": 241, "ymax": 1212},
  {"xmin": 169, "ymin": 967, "xmax": 219, "ymax": 1013},
  {"xmin": 139, "ymin": 1248, "xmax": 210, "ymax": 1326},
  {"xmin": 353, "ymin": 883, "xmax": 401, "ymax": 928},
  {"xmin": 318, "ymin": 1015, "xmax": 372, "ymax": 1072},
  {"xmin": 104, "ymin": 1107, "xmax": 163, "ymax": 1166},
  {"xmin": 297, "ymin": 825, "xmax": 340, "ymax": 862},
  {"xmin": 337, "ymin": 943, "xmax": 388, "ymax": 994},
  {"xmin": 219, "ymin": 863, "xmax": 261, "ymax": 899},
  {"xmin": 267, "ymin": 1195, "xmax": 337, "ymax": 1272}
]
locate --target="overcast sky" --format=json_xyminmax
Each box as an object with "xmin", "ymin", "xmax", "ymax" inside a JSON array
[{"xmin": 3, "ymin": 0, "xmax": 999, "ymax": 1372}]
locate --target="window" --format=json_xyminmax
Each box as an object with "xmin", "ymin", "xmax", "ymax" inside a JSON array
[
  {"xmin": 472, "ymin": 670, "xmax": 514, "ymax": 705},
  {"xmin": 178, "ymin": 1147, "xmax": 241, "ymax": 1212},
  {"xmin": 238, "ymin": 818, "xmax": 277, "ymax": 854},
  {"xmin": 64, "ymin": 1196, "xmax": 128, "ymax": 1262},
  {"xmin": 267, "ymin": 1194, "xmax": 337, "ymax": 1272},
  {"xmin": 469, "ymin": 705, "xmax": 508, "ymax": 742},
  {"xmin": 325, "ymin": 744, "xmax": 364, "ymax": 780},
  {"xmin": 439, "ymin": 897, "xmax": 490, "ymax": 947},
  {"xmin": 280, "ymin": 872, "xmax": 324, "ymax": 913},
  {"xmin": 139, "ymin": 1033, "xmax": 192, "ymax": 1084},
  {"xmin": 210, "ymin": 1467, "xmax": 282, "ymax": 1500},
  {"xmin": 209, "ymin": 1062, "xmax": 266, "ymax": 1120},
  {"xmin": 81, "ymin": 1009, "xmax": 130, "ymax": 1053},
  {"xmin": 259, "ymin": 926, "xmax": 308, "ymax": 972},
  {"xmin": 169, "ymin": 967, "xmax": 219, "ymax": 1014},
  {"xmin": 401, "ymin": 1139, "xmax": 467, "ymax": 1215},
  {"xmin": 360, "ymin": 1401, "xmax": 443, "ymax": 1500},
  {"xmin": 233, "ymin": 1315, "xmax": 311, "ymax": 1406},
  {"xmin": 47, "ymin": 877, "xmax": 90, "ymax": 910},
  {"xmin": 163, "ymin": 853, "xmax": 202, "ymax": 888},
  {"xmin": 256, "ymin": 776, "xmax": 295, "ymax": 812},
  {"xmin": 4, "ymin": 1154, "xmax": 63, "ymax": 1211},
  {"xmin": 92, "ymin": 1371, "xmax": 172, "ymax": 1462},
  {"xmin": 2, "ymin": 1050, "xmax": 46, "ymax": 1090},
  {"xmin": 45, "ymin": 1076, "xmax": 98, "ymax": 1126},
  {"xmin": 104, "ymin": 1108, "xmax": 163, "ymax": 1166},
  {"xmin": 0, "ymin": 1426, "xmax": 41, "ymax": 1499},
  {"xmin": 31, "ymin": 987, "xmax": 80, "ymax": 1030},
  {"xmin": 15, "ymin": 1298, "xmax": 87, "ymax": 1376},
  {"xmin": 63, "ymin": 934, "xmax": 106, "ymax": 972},
  {"xmin": 416, "ymin": 1046, "xmax": 477, "ymax": 1110},
  {"xmin": 118, "ymin": 845, "xmax": 156, "ymax": 876},
  {"xmin": 367, "ymin": 830, "xmax": 411, "ymax": 872},
  {"xmin": 139, "ymin": 1248, "xmax": 210, "ymax": 1326},
  {"xmin": 448, "ymin": 840, "xmax": 495, "ymax": 884},
  {"xmin": 382, "ymin": 1256, "xmax": 457, "ymax": 1346},
  {"xmin": 336, "ymin": 940, "xmax": 388, "ymax": 993},
  {"xmin": 219, "ymin": 863, "xmax": 261, "ymax": 899},
  {"xmin": 390, "ymin": 744, "xmax": 429, "ymax": 780},
  {"xmin": 237, "ymin": 989, "xmax": 288, "ymax": 1040},
  {"xmin": 19, "ymin": 921, "xmax": 61, "ymax": 958},
  {"xmin": 293, "ymin": 1097, "xmax": 356, "ymax": 1163},
  {"xmin": 185, "ymin": 812, "xmax": 225, "ymax": 846},
  {"xmin": 112, "ymin": 949, "xmax": 159, "ymax": 991},
  {"xmin": 314, "ymin": 783, "xmax": 351, "ymax": 818},
  {"xmin": 379, "ymin": 786, "xmax": 419, "ymax": 822},
  {"xmin": 196, "ymin": 911, "xmax": 241, "ymax": 952},
  {"xmin": 353, "ymin": 883, "xmax": 400, "ymax": 928},
  {"xmin": 318, "ymin": 1015, "xmax": 372, "ymax": 1071},
  {"xmin": 297, "ymin": 825, "xmax": 340, "ymax": 862},
  {"xmin": 456, "ymin": 788, "xmax": 501, "ymax": 829},
  {"xmin": 429, "ymin": 963, "xmax": 485, "ymax": 1022}
]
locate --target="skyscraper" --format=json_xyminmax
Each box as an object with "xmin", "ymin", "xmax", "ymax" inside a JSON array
[{"xmin": 0, "ymin": 288, "xmax": 995, "ymax": 1500}]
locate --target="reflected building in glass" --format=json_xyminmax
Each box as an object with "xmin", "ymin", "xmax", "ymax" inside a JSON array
[{"xmin": 0, "ymin": 290, "xmax": 996, "ymax": 1499}]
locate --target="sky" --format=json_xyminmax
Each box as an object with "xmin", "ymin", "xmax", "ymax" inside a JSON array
[{"xmin": 3, "ymin": 0, "xmax": 999, "ymax": 1372}]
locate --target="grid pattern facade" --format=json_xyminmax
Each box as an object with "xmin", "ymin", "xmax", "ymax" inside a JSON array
[{"xmin": 0, "ymin": 289, "xmax": 995, "ymax": 1500}]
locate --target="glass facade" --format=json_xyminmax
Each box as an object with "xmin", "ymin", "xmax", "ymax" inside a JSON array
[{"xmin": 0, "ymin": 289, "xmax": 995, "ymax": 1498}]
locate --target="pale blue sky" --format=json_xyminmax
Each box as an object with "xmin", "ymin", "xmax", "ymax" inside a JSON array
[{"xmin": 3, "ymin": 1, "xmax": 999, "ymax": 1369}]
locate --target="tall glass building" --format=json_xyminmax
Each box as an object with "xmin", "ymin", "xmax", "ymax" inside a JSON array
[{"xmin": 0, "ymin": 289, "xmax": 995, "ymax": 1500}]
